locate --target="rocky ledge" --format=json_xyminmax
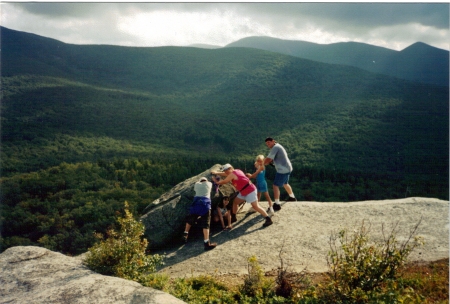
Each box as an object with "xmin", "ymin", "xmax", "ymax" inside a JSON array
[{"xmin": 0, "ymin": 246, "xmax": 185, "ymax": 304}]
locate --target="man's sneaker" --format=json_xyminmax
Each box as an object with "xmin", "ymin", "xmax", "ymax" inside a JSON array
[
  {"xmin": 182, "ymin": 232, "xmax": 188, "ymax": 243},
  {"xmin": 287, "ymin": 196, "xmax": 297, "ymax": 202},
  {"xmin": 204, "ymin": 241, "xmax": 217, "ymax": 251},
  {"xmin": 273, "ymin": 203, "xmax": 282, "ymax": 211},
  {"xmin": 263, "ymin": 217, "xmax": 273, "ymax": 227}
]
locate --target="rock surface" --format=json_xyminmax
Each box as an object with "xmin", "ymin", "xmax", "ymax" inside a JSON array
[
  {"xmin": 141, "ymin": 164, "xmax": 237, "ymax": 249},
  {"xmin": 0, "ymin": 246, "xmax": 185, "ymax": 304},
  {"xmin": 154, "ymin": 197, "xmax": 449, "ymax": 278},
  {"xmin": 1, "ymin": 197, "xmax": 447, "ymax": 303}
]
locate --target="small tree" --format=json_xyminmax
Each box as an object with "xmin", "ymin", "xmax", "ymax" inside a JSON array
[
  {"xmin": 84, "ymin": 201, "xmax": 164, "ymax": 282},
  {"xmin": 324, "ymin": 219, "xmax": 424, "ymax": 303},
  {"xmin": 240, "ymin": 255, "xmax": 274, "ymax": 298}
]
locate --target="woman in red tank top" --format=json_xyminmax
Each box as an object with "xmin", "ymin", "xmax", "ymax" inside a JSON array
[{"xmin": 212, "ymin": 164, "xmax": 273, "ymax": 228}]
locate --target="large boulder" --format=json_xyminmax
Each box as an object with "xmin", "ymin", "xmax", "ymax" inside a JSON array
[
  {"xmin": 141, "ymin": 164, "xmax": 237, "ymax": 249},
  {"xmin": 0, "ymin": 246, "xmax": 185, "ymax": 304}
]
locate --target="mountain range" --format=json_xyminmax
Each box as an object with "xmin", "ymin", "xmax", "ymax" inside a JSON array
[
  {"xmin": 225, "ymin": 36, "xmax": 449, "ymax": 87},
  {"xmin": 1, "ymin": 26, "xmax": 448, "ymax": 199}
]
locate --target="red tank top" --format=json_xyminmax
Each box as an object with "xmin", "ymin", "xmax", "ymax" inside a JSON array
[{"xmin": 232, "ymin": 169, "xmax": 256, "ymax": 196}]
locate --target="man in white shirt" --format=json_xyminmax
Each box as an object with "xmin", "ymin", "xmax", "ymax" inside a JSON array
[{"xmin": 183, "ymin": 177, "xmax": 217, "ymax": 250}]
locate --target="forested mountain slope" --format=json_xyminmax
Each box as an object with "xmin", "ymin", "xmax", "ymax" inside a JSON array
[
  {"xmin": 2, "ymin": 26, "xmax": 447, "ymax": 181},
  {"xmin": 226, "ymin": 36, "xmax": 449, "ymax": 87}
]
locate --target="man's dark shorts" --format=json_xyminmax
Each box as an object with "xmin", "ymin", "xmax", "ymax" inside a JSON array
[
  {"xmin": 273, "ymin": 172, "xmax": 291, "ymax": 187},
  {"xmin": 186, "ymin": 210, "xmax": 211, "ymax": 229}
]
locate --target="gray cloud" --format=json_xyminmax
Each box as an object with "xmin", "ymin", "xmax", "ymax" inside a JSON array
[
  {"xmin": 198, "ymin": 3, "xmax": 447, "ymax": 29},
  {"xmin": 12, "ymin": 3, "xmax": 449, "ymax": 28},
  {"xmin": 3, "ymin": 2, "xmax": 449, "ymax": 50},
  {"xmin": 10, "ymin": 3, "xmax": 106, "ymax": 18},
  {"xmin": 274, "ymin": 3, "xmax": 449, "ymax": 29}
]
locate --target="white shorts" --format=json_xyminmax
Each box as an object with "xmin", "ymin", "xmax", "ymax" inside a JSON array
[{"xmin": 237, "ymin": 189, "xmax": 258, "ymax": 204}]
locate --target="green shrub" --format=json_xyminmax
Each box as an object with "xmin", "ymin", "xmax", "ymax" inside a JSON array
[
  {"xmin": 240, "ymin": 255, "xmax": 275, "ymax": 299},
  {"xmin": 83, "ymin": 201, "xmax": 164, "ymax": 283},
  {"xmin": 322, "ymin": 219, "xmax": 424, "ymax": 303},
  {"xmin": 141, "ymin": 273, "xmax": 171, "ymax": 291},
  {"xmin": 167, "ymin": 275, "xmax": 237, "ymax": 304}
]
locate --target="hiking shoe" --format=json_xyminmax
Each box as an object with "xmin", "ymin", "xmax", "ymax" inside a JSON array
[
  {"xmin": 204, "ymin": 241, "xmax": 217, "ymax": 251},
  {"xmin": 287, "ymin": 196, "xmax": 297, "ymax": 202},
  {"xmin": 263, "ymin": 217, "xmax": 273, "ymax": 227},
  {"xmin": 273, "ymin": 203, "xmax": 282, "ymax": 211},
  {"xmin": 182, "ymin": 232, "xmax": 188, "ymax": 243}
]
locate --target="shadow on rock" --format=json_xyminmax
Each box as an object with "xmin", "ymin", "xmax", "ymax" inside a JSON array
[{"xmin": 153, "ymin": 207, "xmax": 273, "ymax": 271}]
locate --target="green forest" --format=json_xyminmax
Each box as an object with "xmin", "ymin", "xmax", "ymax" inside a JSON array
[{"xmin": 1, "ymin": 26, "xmax": 448, "ymax": 255}]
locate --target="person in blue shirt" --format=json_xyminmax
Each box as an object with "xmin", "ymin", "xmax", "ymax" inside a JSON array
[
  {"xmin": 246, "ymin": 155, "xmax": 274, "ymax": 216},
  {"xmin": 264, "ymin": 137, "xmax": 297, "ymax": 211}
]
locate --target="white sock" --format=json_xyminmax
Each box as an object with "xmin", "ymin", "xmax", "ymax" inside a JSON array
[
  {"xmin": 270, "ymin": 207, "xmax": 274, "ymax": 212},
  {"xmin": 289, "ymin": 194, "xmax": 295, "ymax": 198},
  {"xmin": 204, "ymin": 239, "xmax": 209, "ymax": 243},
  {"xmin": 275, "ymin": 199, "xmax": 280, "ymax": 204}
]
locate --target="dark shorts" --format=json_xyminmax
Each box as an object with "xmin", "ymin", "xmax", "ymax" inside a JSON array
[
  {"xmin": 186, "ymin": 210, "xmax": 211, "ymax": 229},
  {"xmin": 273, "ymin": 172, "xmax": 290, "ymax": 187}
]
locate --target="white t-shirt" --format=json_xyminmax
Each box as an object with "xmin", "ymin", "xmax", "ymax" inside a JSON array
[{"xmin": 194, "ymin": 181, "xmax": 212, "ymax": 198}]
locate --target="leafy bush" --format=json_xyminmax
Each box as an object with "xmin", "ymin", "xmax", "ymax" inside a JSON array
[
  {"xmin": 140, "ymin": 272, "xmax": 171, "ymax": 291},
  {"xmin": 322, "ymin": 219, "xmax": 424, "ymax": 303},
  {"xmin": 240, "ymin": 255, "xmax": 275, "ymax": 299},
  {"xmin": 166, "ymin": 275, "xmax": 237, "ymax": 304},
  {"xmin": 83, "ymin": 201, "xmax": 164, "ymax": 283}
]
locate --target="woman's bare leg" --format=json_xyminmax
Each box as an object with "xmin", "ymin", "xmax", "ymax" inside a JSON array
[{"xmin": 250, "ymin": 201, "xmax": 269, "ymax": 217}]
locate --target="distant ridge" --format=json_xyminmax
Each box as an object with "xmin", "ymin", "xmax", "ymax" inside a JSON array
[
  {"xmin": 225, "ymin": 36, "xmax": 449, "ymax": 87},
  {"xmin": 188, "ymin": 43, "xmax": 222, "ymax": 49}
]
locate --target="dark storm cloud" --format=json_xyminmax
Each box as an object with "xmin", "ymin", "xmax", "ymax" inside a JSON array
[
  {"xmin": 11, "ymin": 3, "xmax": 106, "ymax": 18},
  {"xmin": 13, "ymin": 2, "xmax": 449, "ymax": 29},
  {"xmin": 248, "ymin": 3, "xmax": 449, "ymax": 29}
]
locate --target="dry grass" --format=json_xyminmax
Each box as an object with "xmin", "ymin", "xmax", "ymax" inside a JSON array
[
  {"xmin": 397, "ymin": 258, "xmax": 449, "ymax": 303},
  {"xmin": 215, "ymin": 258, "xmax": 449, "ymax": 302}
]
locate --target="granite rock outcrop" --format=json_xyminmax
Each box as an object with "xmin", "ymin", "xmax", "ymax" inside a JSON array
[{"xmin": 0, "ymin": 246, "xmax": 185, "ymax": 304}]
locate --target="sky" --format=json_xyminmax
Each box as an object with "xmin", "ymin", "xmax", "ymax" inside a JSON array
[{"xmin": 1, "ymin": 2, "xmax": 449, "ymax": 51}]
